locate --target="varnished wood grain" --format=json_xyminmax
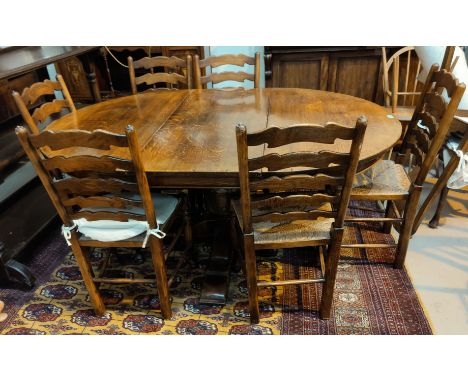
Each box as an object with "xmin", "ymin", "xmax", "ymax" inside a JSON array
[{"xmin": 45, "ymin": 88, "xmax": 402, "ymax": 188}]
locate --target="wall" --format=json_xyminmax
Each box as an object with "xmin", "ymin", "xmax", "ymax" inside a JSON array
[{"xmin": 205, "ymin": 46, "xmax": 264, "ymax": 88}]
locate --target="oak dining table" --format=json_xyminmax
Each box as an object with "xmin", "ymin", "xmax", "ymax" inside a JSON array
[
  {"xmin": 45, "ymin": 88, "xmax": 402, "ymax": 304},
  {"xmin": 46, "ymin": 88, "xmax": 402, "ymax": 187}
]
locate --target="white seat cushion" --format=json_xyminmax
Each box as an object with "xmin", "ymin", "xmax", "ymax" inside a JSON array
[{"xmin": 74, "ymin": 194, "xmax": 179, "ymax": 242}]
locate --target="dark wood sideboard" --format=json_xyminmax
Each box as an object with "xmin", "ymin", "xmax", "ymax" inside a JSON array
[{"xmin": 265, "ymin": 46, "xmax": 400, "ymax": 104}]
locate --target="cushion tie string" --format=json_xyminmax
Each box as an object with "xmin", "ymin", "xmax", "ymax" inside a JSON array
[
  {"xmin": 142, "ymin": 224, "xmax": 166, "ymax": 248},
  {"xmin": 61, "ymin": 223, "xmax": 77, "ymax": 246},
  {"xmin": 417, "ymin": 120, "xmax": 430, "ymax": 132}
]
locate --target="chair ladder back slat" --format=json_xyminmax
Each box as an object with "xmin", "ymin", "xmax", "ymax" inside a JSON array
[
  {"xmin": 247, "ymin": 123, "xmax": 355, "ymax": 147},
  {"xmin": 202, "ymin": 71, "xmax": 254, "ymax": 86},
  {"xmin": 250, "ymin": 174, "xmax": 345, "ymax": 193},
  {"xmin": 248, "ymin": 151, "xmax": 350, "ymax": 172},
  {"xmin": 31, "ymin": 99, "xmax": 68, "ymax": 124},
  {"xmin": 133, "ymin": 56, "xmax": 187, "ymax": 70},
  {"xmin": 412, "ymin": 128, "xmax": 431, "ymax": 153},
  {"xmin": 53, "ymin": 177, "xmax": 139, "ymax": 196},
  {"xmin": 199, "ymin": 53, "xmax": 256, "ymax": 68},
  {"xmin": 433, "ymin": 69, "xmax": 460, "ymax": 98},
  {"xmin": 135, "ymin": 72, "xmax": 188, "ymax": 87},
  {"xmin": 20, "ymin": 79, "xmax": 62, "ymax": 105},
  {"xmin": 42, "ymin": 155, "xmax": 134, "ymax": 173},
  {"xmin": 29, "ymin": 129, "xmax": 129, "ymax": 150},
  {"xmin": 194, "ymin": 52, "xmax": 260, "ymax": 89},
  {"xmin": 63, "ymin": 195, "xmax": 144, "ymax": 209}
]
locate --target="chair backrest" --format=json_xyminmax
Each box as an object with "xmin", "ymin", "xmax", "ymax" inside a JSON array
[
  {"xmin": 12, "ymin": 74, "xmax": 76, "ymax": 134},
  {"xmin": 398, "ymin": 64, "xmax": 466, "ymax": 185},
  {"xmin": 128, "ymin": 55, "xmax": 192, "ymax": 94},
  {"xmin": 15, "ymin": 126, "xmax": 158, "ymax": 230},
  {"xmin": 235, "ymin": 118, "xmax": 367, "ymax": 234},
  {"xmin": 382, "ymin": 46, "xmax": 424, "ymax": 112},
  {"xmin": 193, "ymin": 53, "xmax": 261, "ymax": 89}
]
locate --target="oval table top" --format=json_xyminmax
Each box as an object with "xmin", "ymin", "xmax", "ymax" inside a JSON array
[{"xmin": 46, "ymin": 88, "xmax": 402, "ymax": 188}]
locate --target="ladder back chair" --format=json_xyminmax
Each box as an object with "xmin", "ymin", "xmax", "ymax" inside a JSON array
[
  {"xmin": 128, "ymin": 55, "xmax": 192, "ymax": 94},
  {"xmin": 382, "ymin": 46, "xmax": 424, "ymax": 123},
  {"xmin": 419, "ymin": 46, "xmax": 467, "ymax": 229},
  {"xmin": 413, "ymin": 123, "xmax": 468, "ymax": 232},
  {"xmin": 233, "ymin": 117, "xmax": 367, "ymax": 323},
  {"xmin": 349, "ymin": 64, "xmax": 466, "ymax": 268},
  {"xmin": 193, "ymin": 52, "xmax": 261, "ymax": 89},
  {"xmin": 15, "ymin": 126, "xmax": 192, "ymax": 319},
  {"xmin": 12, "ymin": 74, "xmax": 76, "ymax": 134}
]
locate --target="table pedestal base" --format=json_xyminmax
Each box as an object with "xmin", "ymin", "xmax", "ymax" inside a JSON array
[{"xmin": 199, "ymin": 224, "xmax": 233, "ymax": 305}]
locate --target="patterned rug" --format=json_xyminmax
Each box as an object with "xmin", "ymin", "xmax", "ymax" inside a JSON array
[{"xmin": 0, "ymin": 202, "xmax": 432, "ymax": 335}]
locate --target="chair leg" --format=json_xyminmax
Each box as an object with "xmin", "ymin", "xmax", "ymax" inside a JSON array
[
  {"xmin": 243, "ymin": 233, "xmax": 259, "ymax": 324},
  {"xmin": 148, "ymin": 236, "xmax": 172, "ymax": 319},
  {"xmin": 320, "ymin": 227, "xmax": 344, "ymax": 320},
  {"xmin": 429, "ymin": 186, "xmax": 449, "ymax": 229},
  {"xmin": 184, "ymin": 205, "xmax": 193, "ymax": 252},
  {"xmin": 394, "ymin": 187, "xmax": 421, "ymax": 269},
  {"xmin": 230, "ymin": 214, "xmax": 247, "ymax": 274},
  {"xmin": 383, "ymin": 201, "xmax": 393, "ymax": 234},
  {"xmin": 69, "ymin": 234, "xmax": 105, "ymax": 315}
]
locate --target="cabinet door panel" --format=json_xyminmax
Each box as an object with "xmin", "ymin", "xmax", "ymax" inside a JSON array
[
  {"xmin": 271, "ymin": 53, "xmax": 328, "ymax": 90},
  {"xmin": 328, "ymin": 50, "xmax": 382, "ymax": 102}
]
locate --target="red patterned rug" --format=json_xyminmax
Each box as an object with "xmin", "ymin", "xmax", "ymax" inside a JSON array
[{"xmin": 0, "ymin": 202, "xmax": 431, "ymax": 335}]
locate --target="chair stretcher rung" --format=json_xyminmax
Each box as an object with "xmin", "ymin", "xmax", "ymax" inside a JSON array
[
  {"xmin": 257, "ymin": 278, "xmax": 325, "ymax": 287},
  {"xmin": 341, "ymin": 243, "xmax": 397, "ymax": 248},
  {"xmin": 345, "ymin": 217, "xmax": 402, "ymax": 222},
  {"xmin": 93, "ymin": 277, "xmax": 154, "ymax": 284}
]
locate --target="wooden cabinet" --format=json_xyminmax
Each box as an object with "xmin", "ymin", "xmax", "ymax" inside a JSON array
[
  {"xmin": 265, "ymin": 47, "xmax": 395, "ymax": 104},
  {"xmin": 267, "ymin": 51, "xmax": 329, "ymax": 90}
]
